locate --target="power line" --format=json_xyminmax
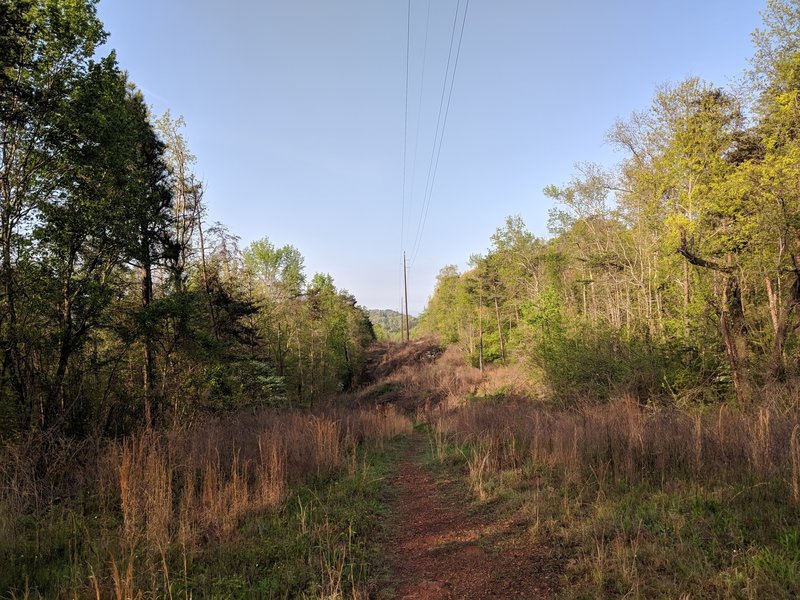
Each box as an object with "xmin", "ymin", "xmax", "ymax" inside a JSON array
[
  {"xmin": 411, "ymin": 0, "xmax": 461, "ymax": 261},
  {"xmin": 409, "ymin": 0, "xmax": 470, "ymax": 267},
  {"xmin": 411, "ymin": 0, "xmax": 470, "ymax": 266},
  {"xmin": 399, "ymin": 0, "xmax": 411, "ymax": 327},
  {"xmin": 400, "ymin": 0, "xmax": 411, "ymax": 255},
  {"xmin": 399, "ymin": 0, "xmax": 469, "ymax": 321},
  {"xmin": 408, "ymin": 0, "xmax": 432, "ymax": 234}
]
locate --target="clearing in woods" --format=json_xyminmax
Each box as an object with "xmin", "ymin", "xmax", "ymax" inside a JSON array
[
  {"xmin": 364, "ymin": 340, "xmax": 560, "ymax": 599},
  {"xmin": 379, "ymin": 433, "xmax": 559, "ymax": 599}
]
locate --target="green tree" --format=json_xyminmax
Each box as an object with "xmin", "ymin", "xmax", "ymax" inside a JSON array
[
  {"xmin": 33, "ymin": 57, "xmax": 149, "ymax": 430},
  {"xmin": 244, "ymin": 237, "xmax": 306, "ymax": 387},
  {"xmin": 0, "ymin": 0, "xmax": 107, "ymax": 428},
  {"xmin": 123, "ymin": 89, "xmax": 175, "ymax": 428}
]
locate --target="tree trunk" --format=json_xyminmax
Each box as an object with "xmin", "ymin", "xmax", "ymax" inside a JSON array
[
  {"xmin": 45, "ymin": 277, "xmax": 74, "ymax": 429},
  {"xmin": 768, "ymin": 269, "xmax": 800, "ymax": 381},
  {"xmin": 141, "ymin": 257, "xmax": 157, "ymax": 429},
  {"xmin": 683, "ymin": 260, "xmax": 690, "ymax": 338},
  {"xmin": 46, "ymin": 335, "xmax": 71, "ymax": 429},
  {"xmin": 719, "ymin": 273, "xmax": 751, "ymax": 403},
  {"xmin": 494, "ymin": 295, "xmax": 506, "ymax": 365},
  {"xmin": 196, "ymin": 217, "xmax": 219, "ymax": 340},
  {"xmin": 478, "ymin": 289, "xmax": 484, "ymax": 375},
  {"xmin": 0, "ymin": 203, "xmax": 26, "ymax": 423}
]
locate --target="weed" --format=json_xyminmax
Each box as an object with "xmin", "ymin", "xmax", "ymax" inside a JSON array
[
  {"xmin": 462, "ymin": 442, "xmax": 493, "ymax": 501},
  {"xmin": 432, "ymin": 398, "xmax": 800, "ymax": 598},
  {"xmin": 0, "ymin": 405, "xmax": 411, "ymax": 598}
]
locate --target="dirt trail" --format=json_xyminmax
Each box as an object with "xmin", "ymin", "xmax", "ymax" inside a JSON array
[{"xmin": 381, "ymin": 433, "xmax": 559, "ymax": 599}]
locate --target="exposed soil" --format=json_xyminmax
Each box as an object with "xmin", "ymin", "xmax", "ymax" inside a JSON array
[{"xmin": 379, "ymin": 434, "xmax": 560, "ymax": 599}]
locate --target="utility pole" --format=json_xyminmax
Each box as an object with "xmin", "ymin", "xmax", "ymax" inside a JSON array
[
  {"xmin": 403, "ymin": 252, "xmax": 410, "ymax": 342},
  {"xmin": 478, "ymin": 285, "xmax": 484, "ymax": 374},
  {"xmin": 400, "ymin": 295, "xmax": 405, "ymax": 342}
]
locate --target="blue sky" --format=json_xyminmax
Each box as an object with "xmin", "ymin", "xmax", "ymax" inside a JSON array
[{"xmin": 97, "ymin": 0, "xmax": 763, "ymax": 314}]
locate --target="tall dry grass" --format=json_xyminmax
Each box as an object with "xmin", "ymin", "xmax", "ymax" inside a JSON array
[
  {"xmin": 0, "ymin": 404, "xmax": 411, "ymax": 597},
  {"xmin": 435, "ymin": 396, "xmax": 800, "ymax": 497},
  {"xmin": 432, "ymin": 396, "xmax": 800, "ymax": 597},
  {"xmin": 358, "ymin": 340, "xmax": 483, "ymax": 412}
]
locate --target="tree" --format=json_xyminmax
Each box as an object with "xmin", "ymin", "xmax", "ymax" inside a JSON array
[
  {"xmin": 0, "ymin": 0, "xmax": 107, "ymax": 427},
  {"xmin": 155, "ymin": 112, "xmax": 203, "ymax": 292},
  {"xmin": 33, "ymin": 56, "xmax": 150, "ymax": 429},
  {"xmin": 244, "ymin": 237, "xmax": 306, "ymax": 382},
  {"xmin": 122, "ymin": 89, "xmax": 175, "ymax": 429}
]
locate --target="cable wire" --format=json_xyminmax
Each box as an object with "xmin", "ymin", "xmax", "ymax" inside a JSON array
[
  {"xmin": 399, "ymin": 0, "xmax": 412, "ymax": 311},
  {"xmin": 409, "ymin": 0, "xmax": 470, "ymax": 267},
  {"xmin": 408, "ymin": 0, "xmax": 461, "ymax": 265},
  {"xmin": 400, "ymin": 0, "xmax": 411, "ymax": 254},
  {"xmin": 408, "ymin": 0, "xmax": 432, "ymax": 237}
]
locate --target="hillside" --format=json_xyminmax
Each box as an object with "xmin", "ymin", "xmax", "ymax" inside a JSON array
[{"xmin": 367, "ymin": 309, "xmax": 419, "ymax": 337}]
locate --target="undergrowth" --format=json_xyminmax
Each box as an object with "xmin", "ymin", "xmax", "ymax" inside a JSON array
[
  {"xmin": 0, "ymin": 406, "xmax": 411, "ymax": 599},
  {"xmin": 426, "ymin": 397, "xmax": 800, "ymax": 599}
]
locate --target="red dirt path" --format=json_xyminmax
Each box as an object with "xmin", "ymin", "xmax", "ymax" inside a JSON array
[{"xmin": 380, "ymin": 434, "xmax": 560, "ymax": 599}]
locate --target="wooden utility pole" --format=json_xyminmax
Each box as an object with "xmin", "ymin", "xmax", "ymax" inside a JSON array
[
  {"xmin": 403, "ymin": 252, "xmax": 410, "ymax": 342},
  {"xmin": 478, "ymin": 285, "xmax": 484, "ymax": 374},
  {"xmin": 400, "ymin": 296, "xmax": 405, "ymax": 341}
]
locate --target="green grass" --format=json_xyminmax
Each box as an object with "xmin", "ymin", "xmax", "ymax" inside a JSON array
[
  {"xmin": 1, "ymin": 437, "xmax": 409, "ymax": 599},
  {"xmin": 187, "ymin": 438, "xmax": 407, "ymax": 599},
  {"xmin": 429, "ymin": 429, "xmax": 800, "ymax": 599}
]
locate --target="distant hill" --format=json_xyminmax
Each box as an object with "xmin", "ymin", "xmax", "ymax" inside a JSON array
[{"xmin": 367, "ymin": 309, "xmax": 419, "ymax": 337}]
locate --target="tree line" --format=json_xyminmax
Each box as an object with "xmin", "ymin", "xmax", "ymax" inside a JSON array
[
  {"xmin": 0, "ymin": 0, "xmax": 374, "ymax": 437},
  {"xmin": 421, "ymin": 0, "xmax": 800, "ymax": 405},
  {"xmin": 367, "ymin": 309, "xmax": 419, "ymax": 341}
]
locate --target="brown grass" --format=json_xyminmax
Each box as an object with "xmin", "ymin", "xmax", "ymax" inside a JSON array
[
  {"xmin": 356, "ymin": 339, "xmax": 483, "ymax": 413},
  {"xmin": 434, "ymin": 395, "xmax": 800, "ymax": 495},
  {"xmin": 112, "ymin": 405, "xmax": 412, "ymax": 555},
  {"xmin": 0, "ymin": 403, "xmax": 412, "ymax": 597},
  {"xmin": 431, "ymin": 395, "xmax": 800, "ymax": 597}
]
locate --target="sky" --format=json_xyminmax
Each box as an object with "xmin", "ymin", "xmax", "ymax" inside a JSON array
[{"xmin": 97, "ymin": 0, "xmax": 764, "ymax": 314}]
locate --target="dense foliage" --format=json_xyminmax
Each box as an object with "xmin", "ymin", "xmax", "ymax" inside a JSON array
[
  {"xmin": 0, "ymin": 0, "xmax": 374, "ymax": 436},
  {"xmin": 366, "ymin": 308, "xmax": 419, "ymax": 340},
  {"xmin": 420, "ymin": 0, "xmax": 800, "ymax": 404}
]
